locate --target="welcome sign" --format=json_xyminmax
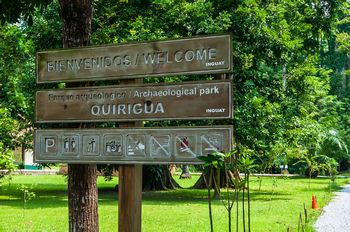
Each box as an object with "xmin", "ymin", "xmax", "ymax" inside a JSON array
[{"xmin": 36, "ymin": 34, "xmax": 232, "ymax": 83}]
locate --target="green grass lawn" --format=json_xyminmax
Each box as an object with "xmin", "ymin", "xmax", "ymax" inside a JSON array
[{"xmin": 0, "ymin": 173, "xmax": 348, "ymax": 232}]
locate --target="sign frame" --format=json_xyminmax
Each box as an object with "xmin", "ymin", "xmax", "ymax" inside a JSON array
[{"xmin": 36, "ymin": 34, "xmax": 232, "ymax": 83}]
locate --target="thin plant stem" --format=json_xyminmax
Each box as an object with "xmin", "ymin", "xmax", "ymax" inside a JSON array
[
  {"xmin": 236, "ymin": 181, "xmax": 239, "ymax": 232},
  {"xmin": 269, "ymin": 177, "xmax": 277, "ymax": 210},
  {"xmin": 203, "ymin": 167, "xmax": 214, "ymax": 232},
  {"xmin": 228, "ymin": 205, "xmax": 231, "ymax": 232},
  {"xmin": 242, "ymin": 173, "xmax": 246, "ymax": 232},
  {"xmin": 304, "ymin": 203, "xmax": 308, "ymax": 224},
  {"xmin": 258, "ymin": 175, "xmax": 263, "ymax": 191},
  {"xmin": 298, "ymin": 212, "xmax": 304, "ymax": 232},
  {"xmin": 226, "ymin": 165, "xmax": 231, "ymax": 232},
  {"xmin": 23, "ymin": 190, "xmax": 26, "ymax": 218},
  {"xmin": 247, "ymin": 173, "xmax": 251, "ymax": 232},
  {"xmin": 208, "ymin": 185, "xmax": 214, "ymax": 232},
  {"xmin": 209, "ymin": 167, "xmax": 214, "ymax": 232},
  {"xmin": 212, "ymin": 168, "xmax": 220, "ymax": 199}
]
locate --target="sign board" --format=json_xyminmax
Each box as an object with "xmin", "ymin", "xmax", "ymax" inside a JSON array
[
  {"xmin": 36, "ymin": 80, "xmax": 232, "ymax": 123},
  {"xmin": 34, "ymin": 126, "xmax": 233, "ymax": 164},
  {"xmin": 36, "ymin": 34, "xmax": 232, "ymax": 83}
]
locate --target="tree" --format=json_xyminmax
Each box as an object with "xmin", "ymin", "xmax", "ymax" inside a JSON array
[
  {"xmin": 1, "ymin": 0, "xmax": 99, "ymax": 230},
  {"xmin": 90, "ymin": 0, "xmax": 350, "ymax": 180},
  {"xmin": 2, "ymin": 0, "xmax": 350, "ymax": 192},
  {"xmin": 92, "ymin": 0, "xmax": 233, "ymax": 190},
  {"xmin": 0, "ymin": 22, "xmax": 36, "ymax": 172},
  {"xmin": 59, "ymin": 0, "xmax": 99, "ymax": 231},
  {"xmin": 0, "ymin": 108, "xmax": 18, "ymax": 176}
]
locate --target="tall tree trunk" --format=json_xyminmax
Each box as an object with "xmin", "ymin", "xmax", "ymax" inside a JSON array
[
  {"xmin": 193, "ymin": 167, "xmax": 223, "ymax": 198},
  {"xmin": 60, "ymin": 0, "xmax": 92, "ymax": 48},
  {"xmin": 68, "ymin": 164, "xmax": 99, "ymax": 231},
  {"xmin": 142, "ymin": 165, "xmax": 180, "ymax": 191},
  {"xmin": 193, "ymin": 167, "xmax": 240, "ymax": 199},
  {"xmin": 59, "ymin": 1, "xmax": 98, "ymax": 231},
  {"xmin": 345, "ymin": 55, "xmax": 350, "ymax": 94}
]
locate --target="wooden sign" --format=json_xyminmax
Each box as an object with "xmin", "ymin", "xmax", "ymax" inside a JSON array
[
  {"xmin": 34, "ymin": 126, "xmax": 233, "ymax": 164},
  {"xmin": 36, "ymin": 34, "xmax": 232, "ymax": 83},
  {"xmin": 36, "ymin": 80, "xmax": 232, "ymax": 123}
]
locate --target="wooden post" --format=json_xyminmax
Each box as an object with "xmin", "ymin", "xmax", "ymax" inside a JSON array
[
  {"xmin": 118, "ymin": 79, "xmax": 143, "ymax": 232},
  {"xmin": 118, "ymin": 164, "xmax": 142, "ymax": 232}
]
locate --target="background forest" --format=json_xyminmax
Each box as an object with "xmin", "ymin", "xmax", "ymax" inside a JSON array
[{"xmin": 1, "ymin": 0, "xmax": 350, "ymax": 178}]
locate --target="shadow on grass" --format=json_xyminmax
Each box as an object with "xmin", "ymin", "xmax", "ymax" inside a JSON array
[
  {"xmin": 0, "ymin": 184, "xmax": 119, "ymax": 209},
  {"xmin": 140, "ymin": 187, "xmax": 292, "ymax": 207},
  {"xmin": 297, "ymin": 178, "xmax": 347, "ymax": 191},
  {"xmin": 0, "ymin": 184, "xmax": 293, "ymax": 210},
  {"xmin": 1, "ymin": 175, "xmax": 340, "ymax": 210}
]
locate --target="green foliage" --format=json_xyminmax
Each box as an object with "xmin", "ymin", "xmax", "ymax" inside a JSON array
[
  {"xmin": 0, "ymin": 23, "xmax": 37, "ymax": 171},
  {"xmin": 0, "ymin": 0, "xmax": 53, "ymax": 24},
  {"xmin": 337, "ymin": 32, "xmax": 350, "ymax": 53},
  {"xmin": 0, "ymin": 143, "xmax": 17, "ymax": 177},
  {"xmin": 0, "ymin": 24, "xmax": 31, "ymax": 115},
  {"xmin": 23, "ymin": 0, "xmax": 62, "ymax": 52},
  {"xmin": 0, "ymin": 105, "xmax": 19, "ymax": 175},
  {"xmin": 143, "ymin": 165, "xmax": 163, "ymax": 183},
  {"xmin": 198, "ymin": 151, "xmax": 227, "ymax": 169},
  {"xmin": 0, "ymin": 24, "xmax": 36, "ymax": 122},
  {"xmin": 199, "ymin": 150, "xmax": 257, "ymax": 232},
  {"xmin": 237, "ymin": 153, "xmax": 258, "ymax": 174},
  {"xmin": 17, "ymin": 184, "xmax": 36, "ymax": 206},
  {"xmin": 0, "ymin": 107, "xmax": 19, "ymax": 148},
  {"xmin": 1, "ymin": 0, "xmax": 350, "ymax": 178}
]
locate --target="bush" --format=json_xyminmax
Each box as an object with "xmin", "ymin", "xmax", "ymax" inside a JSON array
[{"xmin": 0, "ymin": 143, "xmax": 17, "ymax": 177}]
